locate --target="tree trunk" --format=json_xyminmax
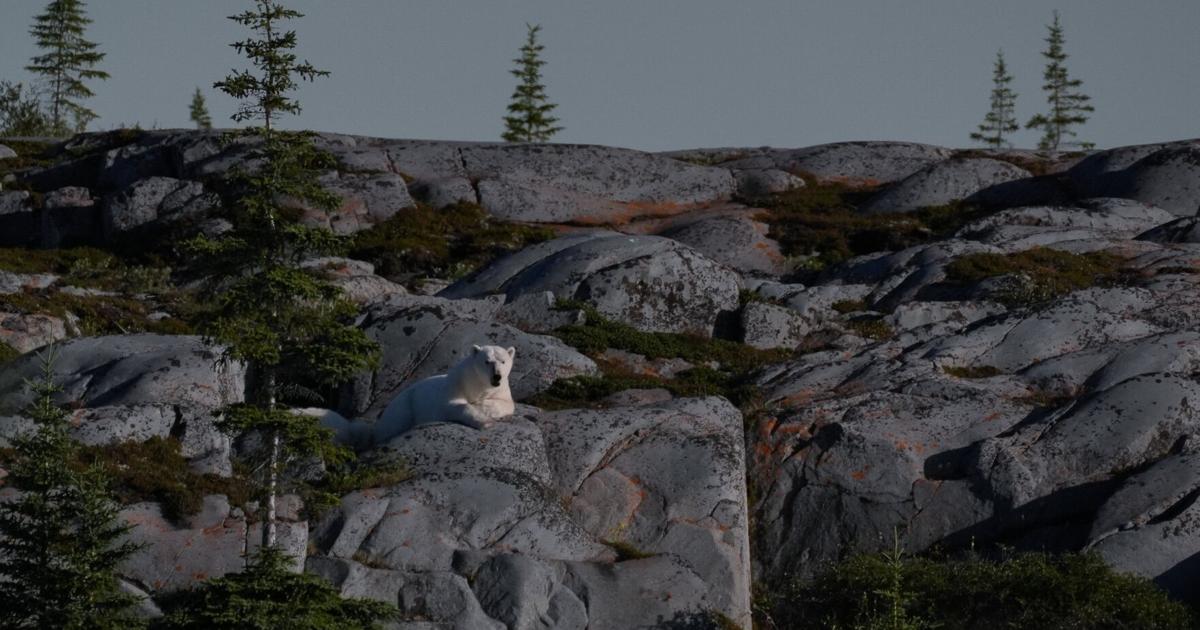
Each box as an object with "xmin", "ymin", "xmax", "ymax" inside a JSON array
[{"xmin": 262, "ymin": 429, "xmax": 279, "ymax": 549}]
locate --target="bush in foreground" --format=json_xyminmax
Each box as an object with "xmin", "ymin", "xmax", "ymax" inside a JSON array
[{"xmin": 766, "ymin": 548, "xmax": 1194, "ymax": 630}]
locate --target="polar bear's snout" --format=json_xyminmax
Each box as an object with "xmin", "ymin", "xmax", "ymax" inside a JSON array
[{"xmin": 491, "ymin": 371, "xmax": 502, "ymax": 387}]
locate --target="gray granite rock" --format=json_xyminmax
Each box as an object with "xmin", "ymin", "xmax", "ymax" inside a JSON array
[
  {"xmin": 442, "ymin": 234, "xmax": 740, "ymax": 337},
  {"xmin": 102, "ymin": 176, "xmax": 217, "ymax": 237},
  {"xmin": 733, "ymin": 168, "xmax": 805, "ymax": 199},
  {"xmin": 460, "ymin": 143, "xmax": 736, "ymax": 224},
  {"xmin": 740, "ymin": 301, "xmax": 811, "ymax": 350},
  {"xmin": 0, "ymin": 312, "xmax": 68, "ymax": 353},
  {"xmin": 862, "ymin": 157, "xmax": 1031, "ymax": 214},
  {"xmin": 658, "ymin": 214, "xmax": 788, "ymax": 276},
  {"xmin": 1104, "ymin": 144, "xmax": 1200, "ymax": 216},
  {"xmin": 0, "ymin": 144, "xmax": 16, "ymax": 160},
  {"xmin": 1136, "ymin": 216, "xmax": 1200, "ymax": 243}
]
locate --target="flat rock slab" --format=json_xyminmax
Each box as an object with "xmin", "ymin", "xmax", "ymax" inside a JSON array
[
  {"xmin": 311, "ymin": 396, "xmax": 751, "ymax": 629},
  {"xmin": 458, "ymin": 143, "xmax": 736, "ymax": 224},
  {"xmin": 725, "ymin": 141, "xmax": 953, "ymax": 186},
  {"xmin": 441, "ymin": 234, "xmax": 740, "ymax": 337}
]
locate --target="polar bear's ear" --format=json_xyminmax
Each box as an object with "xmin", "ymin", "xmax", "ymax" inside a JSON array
[
  {"xmin": 472, "ymin": 344, "xmax": 482, "ymax": 354},
  {"xmin": 506, "ymin": 346, "xmax": 516, "ymax": 360}
]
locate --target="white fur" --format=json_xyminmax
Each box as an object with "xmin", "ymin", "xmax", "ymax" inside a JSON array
[{"xmin": 324, "ymin": 344, "xmax": 517, "ymax": 449}]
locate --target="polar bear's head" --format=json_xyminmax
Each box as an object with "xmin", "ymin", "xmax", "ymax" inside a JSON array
[{"xmin": 472, "ymin": 344, "xmax": 516, "ymax": 387}]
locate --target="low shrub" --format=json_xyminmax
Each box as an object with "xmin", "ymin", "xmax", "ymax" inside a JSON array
[
  {"xmin": 845, "ymin": 316, "xmax": 894, "ymax": 341},
  {"xmin": 76, "ymin": 436, "xmax": 252, "ymax": 524},
  {"xmin": 944, "ymin": 248, "xmax": 1127, "ymax": 308},
  {"xmin": 943, "ymin": 365, "xmax": 1003, "ymax": 379},
  {"xmin": 0, "ymin": 288, "xmax": 193, "ymax": 336},
  {"xmin": 349, "ymin": 201, "xmax": 553, "ymax": 282},
  {"xmin": 768, "ymin": 549, "xmax": 1195, "ymax": 630}
]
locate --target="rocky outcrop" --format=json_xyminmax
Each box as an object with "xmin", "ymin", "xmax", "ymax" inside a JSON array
[
  {"xmin": 862, "ymin": 157, "xmax": 1032, "ymax": 214},
  {"xmin": 441, "ymin": 233, "xmax": 741, "ymax": 337},
  {"xmin": 311, "ymin": 396, "xmax": 751, "ymax": 629}
]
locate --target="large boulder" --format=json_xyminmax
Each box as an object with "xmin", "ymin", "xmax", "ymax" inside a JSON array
[
  {"xmin": 658, "ymin": 213, "xmax": 789, "ymax": 276},
  {"xmin": 0, "ymin": 334, "xmax": 243, "ymax": 474},
  {"xmin": 1067, "ymin": 141, "xmax": 1185, "ymax": 198},
  {"xmin": 862, "ymin": 157, "xmax": 1032, "ymax": 214},
  {"xmin": 102, "ymin": 176, "xmax": 217, "ymax": 238},
  {"xmin": 311, "ymin": 396, "xmax": 751, "ymax": 629},
  {"xmin": 1103, "ymin": 144, "xmax": 1200, "ymax": 216},
  {"xmin": 340, "ymin": 296, "xmax": 597, "ymax": 417},
  {"xmin": 441, "ymin": 234, "xmax": 741, "ymax": 337}
]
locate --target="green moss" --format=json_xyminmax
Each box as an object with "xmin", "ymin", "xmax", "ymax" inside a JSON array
[
  {"xmin": 758, "ymin": 184, "xmax": 996, "ymax": 269},
  {"xmin": 602, "ymin": 539, "xmax": 657, "ymax": 561},
  {"xmin": 0, "ymin": 288, "xmax": 194, "ymax": 336},
  {"xmin": 945, "ymin": 247, "xmax": 1127, "ymax": 307},
  {"xmin": 553, "ymin": 300, "xmax": 789, "ymax": 373},
  {"xmin": 831, "ymin": 299, "xmax": 868, "ymax": 314},
  {"xmin": 76, "ymin": 436, "xmax": 252, "ymax": 524},
  {"xmin": 772, "ymin": 550, "xmax": 1195, "ymax": 630},
  {"xmin": 0, "ymin": 139, "xmax": 57, "ymax": 177},
  {"xmin": 349, "ymin": 201, "xmax": 553, "ymax": 282},
  {"xmin": 943, "ymin": 365, "xmax": 1004, "ymax": 379},
  {"xmin": 845, "ymin": 316, "xmax": 893, "ymax": 341},
  {"xmin": 0, "ymin": 341, "xmax": 19, "ymax": 364},
  {"xmin": 303, "ymin": 458, "xmax": 413, "ymax": 519}
]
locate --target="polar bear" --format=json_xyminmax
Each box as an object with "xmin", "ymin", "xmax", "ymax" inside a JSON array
[{"xmin": 320, "ymin": 344, "xmax": 517, "ymax": 449}]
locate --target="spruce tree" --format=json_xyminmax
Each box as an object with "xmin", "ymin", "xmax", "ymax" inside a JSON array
[
  {"xmin": 154, "ymin": 546, "xmax": 396, "ymax": 629},
  {"xmin": 24, "ymin": 0, "xmax": 109, "ymax": 135},
  {"xmin": 195, "ymin": 0, "xmax": 379, "ymax": 553},
  {"xmin": 970, "ymin": 50, "xmax": 1019, "ymax": 149},
  {"xmin": 188, "ymin": 87, "xmax": 212, "ymax": 130},
  {"xmin": 0, "ymin": 354, "xmax": 144, "ymax": 629},
  {"xmin": 1026, "ymin": 11, "xmax": 1094, "ymax": 152},
  {"xmin": 502, "ymin": 23, "xmax": 563, "ymax": 143}
]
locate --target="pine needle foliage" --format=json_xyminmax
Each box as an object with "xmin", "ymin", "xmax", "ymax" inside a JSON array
[
  {"xmin": 24, "ymin": 0, "xmax": 109, "ymax": 135},
  {"xmin": 1026, "ymin": 11, "xmax": 1094, "ymax": 152},
  {"xmin": 188, "ymin": 87, "xmax": 212, "ymax": 129},
  {"xmin": 970, "ymin": 50, "xmax": 1019, "ymax": 149},
  {"xmin": 501, "ymin": 23, "xmax": 563, "ymax": 143},
  {"xmin": 0, "ymin": 353, "xmax": 144, "ymax": 629},
  {"xmin": 192, "ymin": 0, "xmax": 379, "ymax": 551},
  {"xmin": 0, "ymin": 81, "xmax": 55, "ymax": 137},
  {"xmin": 154, "ymin": 546, "xmax": 396, "ymax": 630}
]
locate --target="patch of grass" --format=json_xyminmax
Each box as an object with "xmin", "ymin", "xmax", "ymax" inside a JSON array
[
  {"xmin": 831, "ymin": 299, "xmax": 868, "ymax": 314},
  {"xmin": 757, "ymin": 183, "xmax": 993, "ymax": 269},
  {"xmin": 772, "ymin": 549, "xmax": 1195, "ymax": 630},
  {"xmin": 349, "ymin": 201, "xmax": 553, "ymax": 282},
  {"xmin": 943, "ymin": 365, "xmax": 1003, "ymax": 379},
  {"xmin": 945, "ymin": 247, "xmax": 1127, "ymax": 308},
  {"xmin": 0, "ymin": 139, "xmax": 57, "ymax": 177},
  {"xmin": 553, "ymin": 300, "xmax": 789, "ymax": 373},
  {"xmin": 0, "ymin": 341, "xmax": 19, "ymax": 364},
  {"xmin": 76, "ymin": 436, "xmax": 253, "ymax": 524},
  {"xmin": 0, "ymin": 288, "xmax": 194, "ymax": 336},
  {"xmin": 303, "ymin": 458, "xmax": 413, "ymax": 519},
  {"xmin": 603, "ymin": 539, "xmax": 657, "ymax": 561},
  {"xmin": 845, "ymin": 316, "xmax": 893, "ymax": 341}
]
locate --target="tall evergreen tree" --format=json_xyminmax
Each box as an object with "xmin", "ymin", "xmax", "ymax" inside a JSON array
[
  {"xmin": 970, "ymin": 50, "xmax": 1019, "ymax": 149},
  {"xmin": 1026, "ymin": 11, "xmax": 1094, "ymax": 152},
  {"xmin": 0, "ymin": 354, "xmax": 144, "ymax": 629},
  {"xmin": 189, "ymin": 87, "xmax": 212, "ymax": 129},
  {"xmin": 502, "ymin": 23, "xmax": 563, "ymax": 143},
  {"xmin": 196, "ymin": 0, "xmax": 379, "ymax": 552},
  {"xmin": 24, "ymin": 0, "xmax": 109, "ymax": 135}
]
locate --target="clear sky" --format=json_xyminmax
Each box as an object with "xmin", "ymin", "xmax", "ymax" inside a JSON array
[{"xmin": 1, "ymin": 1, "xmax": 1196, "ymax": 151}]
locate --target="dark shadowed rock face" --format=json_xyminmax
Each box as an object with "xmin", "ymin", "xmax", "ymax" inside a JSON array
[{"xmin": 441, "ymin": 233, "xmax": 741, "ymax": 337}]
